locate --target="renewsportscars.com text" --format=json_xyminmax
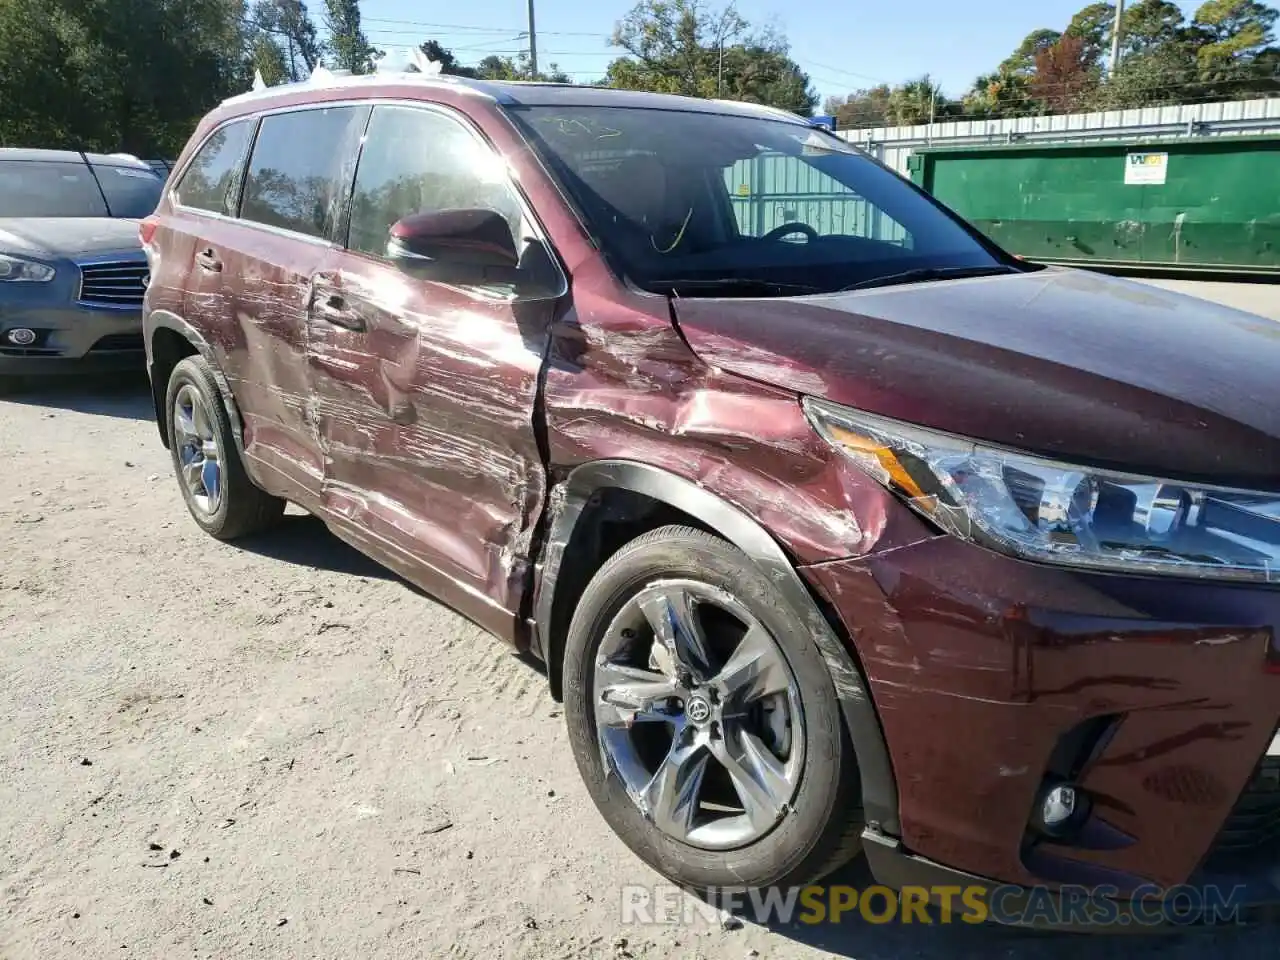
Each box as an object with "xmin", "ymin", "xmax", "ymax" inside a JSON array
[{"xmin": 620, "ymin": 882, "xmax": 1249, "ymax": 928}]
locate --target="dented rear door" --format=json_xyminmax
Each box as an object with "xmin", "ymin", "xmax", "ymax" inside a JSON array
[{"xmin": 222, "ymin": 103, "xmax": 369, "ymax": 503}]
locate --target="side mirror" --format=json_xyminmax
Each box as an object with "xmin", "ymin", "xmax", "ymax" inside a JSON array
[{"xmin": 387, "ymin": 208, "xmax": 521, "ymax": 285}]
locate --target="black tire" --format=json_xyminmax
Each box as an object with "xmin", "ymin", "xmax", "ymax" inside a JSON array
[
  {"xmin": 563, "ymin": 524, "xmax": 864, "ymax": 892},
  {"xmin": 164, "ymin": 355, "xmax": 285, "ymax": 541}
]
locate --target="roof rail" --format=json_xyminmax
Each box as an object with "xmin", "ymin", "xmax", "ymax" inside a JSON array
[{"xmin": 222, "ymin": 54, "xmax": 497, "ymax": 107}]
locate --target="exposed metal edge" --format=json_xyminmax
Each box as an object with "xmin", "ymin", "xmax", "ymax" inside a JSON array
[{"xmin": 533, "ymin": 458, "xmax": 901, "ymax": 836}]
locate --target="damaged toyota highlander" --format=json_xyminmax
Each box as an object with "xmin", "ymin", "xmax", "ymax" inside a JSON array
[{"xmin": 141, "ymin": 73, "xmax": 1280, "ymax": 920}]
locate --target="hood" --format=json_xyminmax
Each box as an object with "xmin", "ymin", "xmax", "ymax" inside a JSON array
[
  {"xmin": 672, "ymin": 267, "xmax": 1280, "ymax": 487},
  {"xmin": 0, "ymin": 217, "xmax": 143, "ymax": 260}
]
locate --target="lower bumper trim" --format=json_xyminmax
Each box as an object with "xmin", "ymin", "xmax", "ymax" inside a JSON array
[{"xmin": 860, "ymin": 828, "xmax": 1280, "ymax": 931}]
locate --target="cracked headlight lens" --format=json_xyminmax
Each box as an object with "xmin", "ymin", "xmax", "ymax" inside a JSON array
[{"xmin": 805, "ymin": 396, "xmax": 1280, "ymax": 583}]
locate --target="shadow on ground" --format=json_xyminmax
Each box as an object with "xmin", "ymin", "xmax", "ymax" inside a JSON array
[
  {"xmin": 233, "ymin": 511, "xmax": 552, "ymax": 677},
  {"xmin": 739, "ymin": 856, "xmax": 1271, "ymax": 959},
  {"xmin": 236, "ymin": 513, "xmax": 400, "ymax": 582},
  {"xmin": 0, "ymin": 372, "xmax": 154, "ymax": 420}
]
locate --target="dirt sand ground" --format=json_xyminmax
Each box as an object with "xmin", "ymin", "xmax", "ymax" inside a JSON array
[
  {"xmin": 1132, "ymin": 278, "xmax": 1279, "ymax": 320},
  {"xmin": 1, "ymin": 280, "xmax": 1275, "ymax": 959}
]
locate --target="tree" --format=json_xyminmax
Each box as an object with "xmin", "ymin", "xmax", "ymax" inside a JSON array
[
  {"xmin": 1003, "ymin": 28, "xmax": 1064, "ymax": 76},
  {"xmin": 1065, "ymin": 2, "xmax": 1114, "ymax": 65},
  {"xmin": 0, "ymin": 0, "xmax": 80, "ymax": 147},
  {"xmin": 323, "ymin": 0, "xmax": 375, "ymax": 74},
  {"xmin": 884, "ymin": 75, "xmax": 945, "ymax": 125},
  {"xmin": 1191, "ymin": 0, "xmax": 1278, "ymax": 79},
  {"xmin": 1090, "ymin": 41, "xmax": 1199, "ymax": 105},
  {"xmin": 250, "ymin": 0, "xmax": 321, "ymax": 81},
  {"xmin": 603, "ymin": 0, "xmax": 817, "ymax": 114},
  {"xmin": 1031, "ymin": 34, "xmax": 1100, "ymax": 111},
  {"xmin": 474, "ymin": 51, "xmax": 571, "ymax": 83},
  {"xmin": 1120, "ymin": 0, "xmax": 1186, "ymax": 54},
  {"xmin": 0, "ymin": 0, "xmax": 250, "ymax": 156},
  {"xmin": 962, "ymin": 68, "xmax": 1035, "ymax": 117},
  {"xmin": 824, "ymin": 85, "xmax": 892, "ymax": 128},
  {"xmin": 417, "ymin": 40, "xmax": 478, "ymax": 78},
  {"xmin": 251, "ymin": 30, "xmax": 291, "ymax": 86}
]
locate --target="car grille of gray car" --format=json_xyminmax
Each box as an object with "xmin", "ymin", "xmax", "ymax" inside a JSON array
[{"xmin": 78, "ymin": 261, "xmax": 148, "ymax": 308}]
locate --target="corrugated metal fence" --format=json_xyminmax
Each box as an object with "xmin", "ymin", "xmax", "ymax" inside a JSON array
[
  {"xmin": 723, "ymin": 154, "xmax": 909, "ymax": 244},
  {"xmin": 837, "ymin": 97, "xmax": 1280, "ymax": 178}
]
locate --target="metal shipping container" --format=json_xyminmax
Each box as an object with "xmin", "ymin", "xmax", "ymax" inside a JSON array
[
  {"xmin": 906, "ymin": 135, "xmax": 1279, "ymax": 275},
  {"xmin": 842, "ymin": 97, "xmax": 1280, "ymax": 179}
]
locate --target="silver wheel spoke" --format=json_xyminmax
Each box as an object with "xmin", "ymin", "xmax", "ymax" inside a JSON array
[
  {"xmin": 641, "ymin": 731, "xmax": 708, "ymax": 840},
  {"xmin": 638, "ymin": 585, "xmax": 713, "ymax": 682},
  {"xmin": 712, "ymin": 726, "xmax": 793, "ymax": 833},
  {"xmin": 713, "ymin": 624, "xmax": 791, "ymax": 707},
  {"xmin": 173, "ymin": 404, "xmax": 196, "ymax": 441},
  {"xmin": 596, "ymin": 661, "xmax": 678, "ymax": 728},
  {"xmin": 192, "ymin": 399, "xmax": 212, "ymax": 440},
  {"xmin": 182, "ymin": 458, "xmax": 203, "ymax": 493},
  {"xmin": 201, "ymin": 459, "xmax": 221, "ymax": 502}
]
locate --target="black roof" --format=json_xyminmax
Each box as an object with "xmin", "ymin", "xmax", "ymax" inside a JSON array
[{"xmin": 0, "ymin": 148, "xmax": 160, "ymax": 171}]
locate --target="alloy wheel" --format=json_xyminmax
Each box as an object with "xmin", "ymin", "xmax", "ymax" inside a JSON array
[
  {"xmin": 593, "ymin": 578, "xmax": 805, "ymax": 850},
  {"xmin": 173, "ymin": 384, "xmax": 222, "ymax": 516}
]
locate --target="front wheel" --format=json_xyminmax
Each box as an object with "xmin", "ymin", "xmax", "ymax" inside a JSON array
[
  {"xmin": 164, "ymin": 355, "xmax": 285, "ymax": 540},
  {"xmin": 563, "ymin": 525, "xmax": 864, "ymax": 891}
]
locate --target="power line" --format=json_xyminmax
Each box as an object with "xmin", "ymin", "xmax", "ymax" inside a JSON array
[{"xmin": 363, "ymin": 16, "xmax": 607, "ymax": 38}]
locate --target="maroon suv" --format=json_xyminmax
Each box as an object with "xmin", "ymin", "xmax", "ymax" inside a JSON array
[{"xmin": 142, "ymin": 73, "xmax": 1280, "ymax": 915}]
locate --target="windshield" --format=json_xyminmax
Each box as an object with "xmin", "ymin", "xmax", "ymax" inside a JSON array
[
  {"xmin": 0, "ymin": 159, "xmax": 163, "ymax": 218},
  {"xmin": 508, "ymin": 106, "xmax": 1010, "ymax": 296}
]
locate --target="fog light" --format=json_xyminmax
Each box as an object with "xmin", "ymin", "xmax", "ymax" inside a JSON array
[
  {"xmin": 1035, "ymin": 783, "xmax": 1089, "ymax": 838},
  {"xmin": 1042, "ymin": 785, "xmax": 1077, "ymax": 826},
  {"xmin": 6, "ymin": 327, "xmax": 36, "ymax": 345}
]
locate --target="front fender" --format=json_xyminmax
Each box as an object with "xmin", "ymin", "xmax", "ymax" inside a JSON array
[{"xmin": 532, "ymin": 458, "xmax": 901, "ymax": 837}]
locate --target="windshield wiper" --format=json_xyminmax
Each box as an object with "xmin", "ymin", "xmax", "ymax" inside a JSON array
[
  {"xmin": 652, "ymin": 277, "xmax": 823, "ymax": 298},
  {"xmin": 839, "ymin": 264, "xmax": 1019, "ymax": 292}
]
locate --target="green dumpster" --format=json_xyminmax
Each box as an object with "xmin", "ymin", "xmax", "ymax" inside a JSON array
[{"xmin": 906, "ymin": 135, "xmax": 1280, "ymax": 276}]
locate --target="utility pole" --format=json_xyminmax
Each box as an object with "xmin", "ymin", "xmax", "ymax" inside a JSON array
[
  {"xmin": 717, "ymin": 36, "xmax": 724, "ymax": 96},
  {"xmin": 527, "ymin": 0, "xmax": 538, "ymax": 79},
  {"xmin": 1110, "ymin": 0, "xmax": 1126, "ymax": 74}
]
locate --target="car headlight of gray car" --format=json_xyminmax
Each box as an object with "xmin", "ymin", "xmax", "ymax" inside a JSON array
[
  {"xmin": 0, "ymin": 253, "xmax": 55, "ymax": 282},
  {"xmin": 805, "ymin": 396, "xmax": 1280, "ymax": 583}
]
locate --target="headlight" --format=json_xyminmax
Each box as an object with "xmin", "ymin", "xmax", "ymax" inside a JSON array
[
  {"xmin": 0, "ymin": 253, "xmax": 55, "ymax": 282},
  {"xmin": 805, "ymin": 397, "xmax": 1280, "ymax": 583}
]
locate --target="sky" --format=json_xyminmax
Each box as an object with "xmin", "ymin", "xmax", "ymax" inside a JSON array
[{"xmin": 357, "ymin": 0, "xmax": 1241, "ymax": 102}]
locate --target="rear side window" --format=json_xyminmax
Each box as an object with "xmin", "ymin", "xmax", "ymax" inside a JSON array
[
  {"xmin": 92, "ymin": 163, "xmax": 164, "ymax": 218},
  {"xmin": 347, "ymin": 105, "xmax": 523, "ymax": 258},
  {"xmin": 0, "ymin": 160, "xmax": 109, "ymax": 217},
  {"xmin": 241, "ymin": 106, "xmax": 369, "ymax": 239},
  {"xmin": 174, "ymin": 119, "xmax": 255, "ymax": 216}
]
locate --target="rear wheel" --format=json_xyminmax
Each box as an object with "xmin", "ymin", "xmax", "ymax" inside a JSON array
[
  {"xmin": 563, "ymin": 525, "xmax": 864, "ymax": 891},
  {"xmin": 164, "ymin": 355, "xmax": 284, "ymax": 540}
]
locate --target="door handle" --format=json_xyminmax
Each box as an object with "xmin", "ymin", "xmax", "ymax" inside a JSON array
[
  {"xmin": 194, "ymin": 248, "xmax": 222, "ymax": 272},
  {"xmin": 312, "ymin": 293, "xmax": 365, "ymax": 331}
]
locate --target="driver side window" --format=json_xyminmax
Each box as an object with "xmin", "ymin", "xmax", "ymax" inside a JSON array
[
  {"xmin": 347, "ymin": 104, "xmax": 525, "ymax": 260},
  {"xmin": 723, "ymin": 154, "xmax": 912, "ymax": 247}
]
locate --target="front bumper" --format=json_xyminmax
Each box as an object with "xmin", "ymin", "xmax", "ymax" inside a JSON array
[
  {"xmin": 802, "ymin": 533, "xmax": 1280, "ymax": 910},
  {"xmin": 0, "ymin": 302, "xmax": 144, "ymax": 376}
]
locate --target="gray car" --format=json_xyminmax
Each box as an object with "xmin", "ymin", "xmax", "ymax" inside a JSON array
[{"xmin": 0, "ymin": 149, "xmax": 164, "ymax": 378}]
